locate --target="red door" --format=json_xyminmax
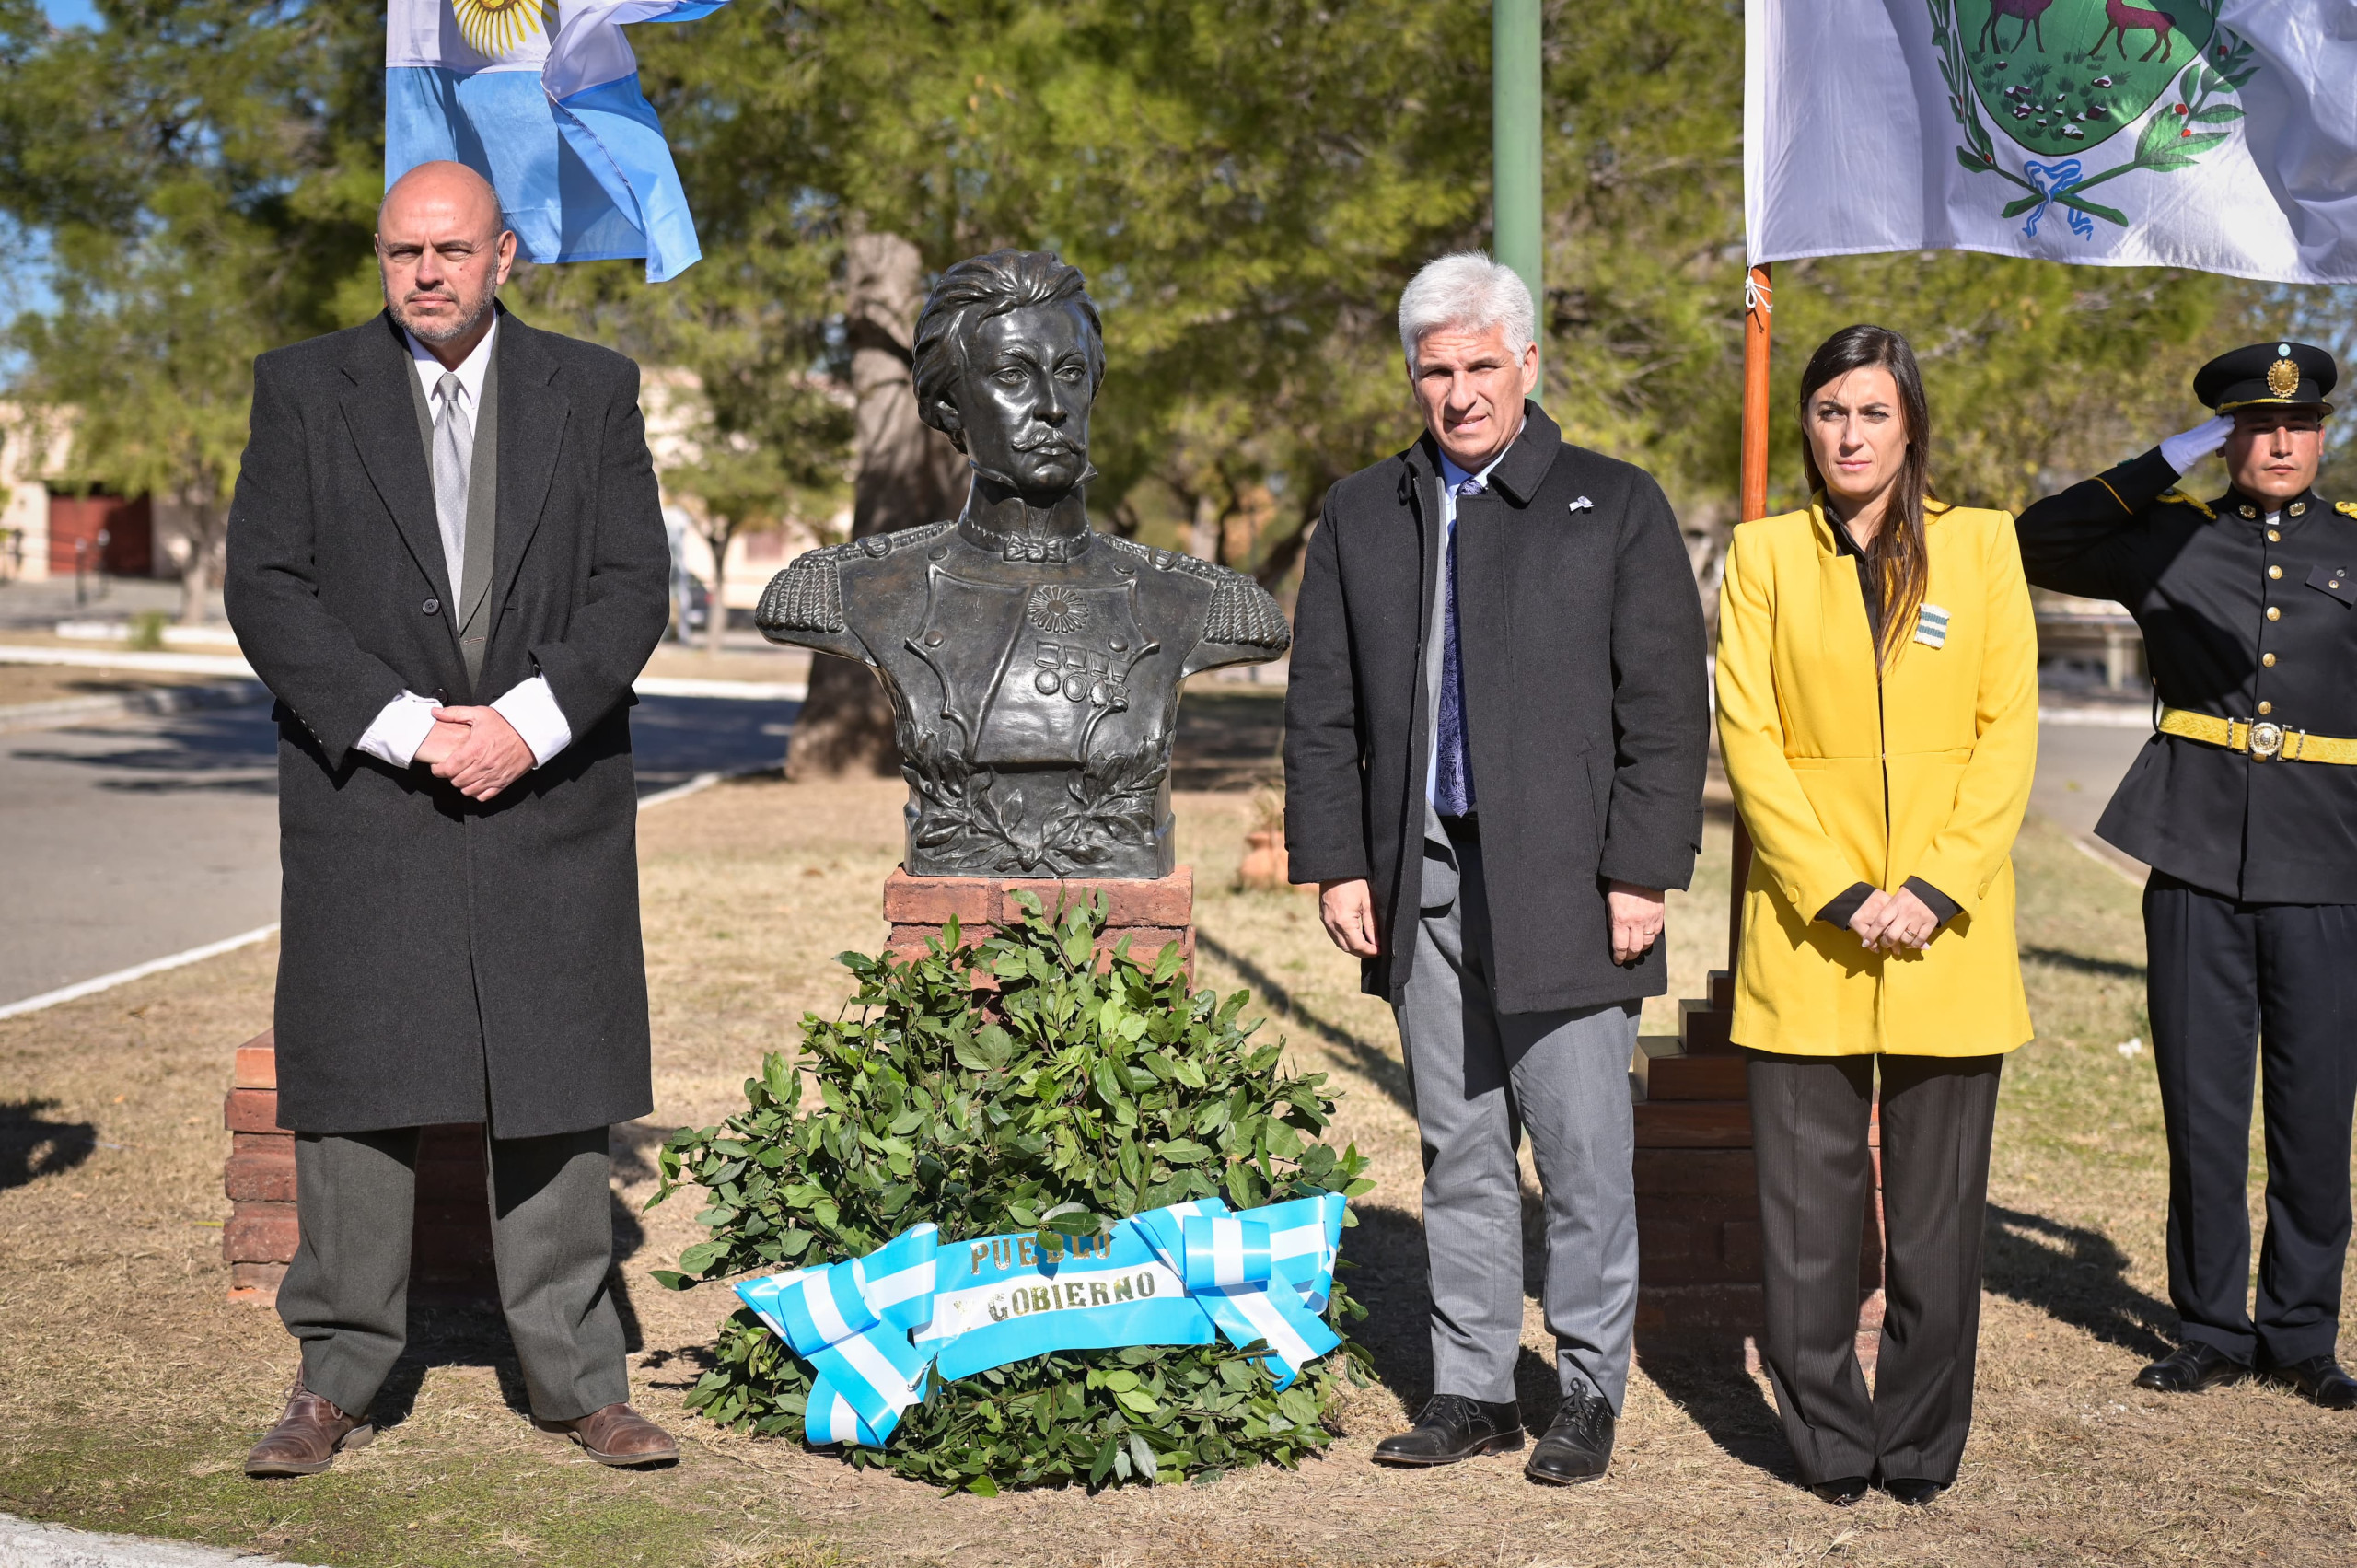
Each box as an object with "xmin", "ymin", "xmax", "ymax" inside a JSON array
[{"xmin": 47, "ymin": 493, "xmax": 153, "ymax": 576}]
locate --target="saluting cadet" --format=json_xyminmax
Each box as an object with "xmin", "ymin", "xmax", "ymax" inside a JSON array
[{"xmin": 2016, "ymin": 341, "xmax": 2357, "ymax": 1411}]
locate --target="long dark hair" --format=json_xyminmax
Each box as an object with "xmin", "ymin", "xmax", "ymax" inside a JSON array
[{"xmin": 1798, "ymin": 325, "xmax": 1935, "ymax": 667}]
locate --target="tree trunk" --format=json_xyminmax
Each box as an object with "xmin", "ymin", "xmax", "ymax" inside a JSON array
[
  {"xmin": 179, "ymin": 506, "xmax": 221, "ymax": 626},
  {"xmin": 785, "ymin": 228, "xmax": 968, "ymax": 780},
  {"xmin": 703, "ymin": 520, "xmax": 736, "ymax": 656}
]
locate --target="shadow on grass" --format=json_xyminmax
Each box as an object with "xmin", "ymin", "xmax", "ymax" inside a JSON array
[
  {"xmin": 1194, "ymin": 927, "xmax": 1413, "ymax": 1116},
  {"xmin": 1982, "ymin": 1202, "xmax": 2174, "ymax": 1361},
  {"xmin": 1636, "ymin": 1343, "xmax": 1799, "ymax": 1485},
  {"xmin": 2020, "ymin": 947, "xmax": 2145, "ymax": 981},
  {"xmin": 0, "ymin": 1099, "xmax": 95, "ymax": 1191}
]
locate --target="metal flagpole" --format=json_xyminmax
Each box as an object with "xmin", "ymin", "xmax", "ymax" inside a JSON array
[
  {"xmin": 1727, "ymin": 262, "xmax": 1771, "ymax": 970},
  {"xmin": 1492, "ymin": 0, "xmax": 1543, "ymax": 376}
]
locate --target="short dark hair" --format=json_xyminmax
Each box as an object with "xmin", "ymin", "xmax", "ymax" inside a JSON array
[{"xmin": 911, "ymin": 250, "xmax": 1105, "ymax": 443}]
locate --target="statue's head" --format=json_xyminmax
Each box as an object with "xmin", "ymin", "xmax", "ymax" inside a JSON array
[{"xmin": 913, "ymin": 250, "xmax": 1105, "ymax": 502}]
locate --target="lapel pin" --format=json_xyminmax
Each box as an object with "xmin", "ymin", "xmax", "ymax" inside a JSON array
[{"xmin": 1567, "ymin": 495, "xmax": 1594, "ymax": 513}]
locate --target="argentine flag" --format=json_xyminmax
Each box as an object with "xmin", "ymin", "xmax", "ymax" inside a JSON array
[{"xmin": 387, "ymin": 0, "xmax": 726, "ymax": 283}]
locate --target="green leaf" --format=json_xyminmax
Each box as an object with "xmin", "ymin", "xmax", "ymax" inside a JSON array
[
  {"xmin": 676, "ymin": 1239, "xmax": 731, "ymax": 1275},
  {"xmin": 649, "ymin": 1269, "xmax": 697, "ymax": 1292},
  {"xmin": 1127, "ymin": 1431, "xmax": 1160, "ymax": 1481},
  {"xmin": 1116, "ymin": 1387, "xmax": 1161, "ymax": 1414},
  {"xmin": 2189, "ymin": 104, "xmax": 2243, "ymax": 123},
  {"xmin": 1158, "ymin": 1139, "xmax": 1213, "ymax": 1165},
  {"xmin": 967, "ymin": 1474, "xmax": 999, "ymax": 1497}
]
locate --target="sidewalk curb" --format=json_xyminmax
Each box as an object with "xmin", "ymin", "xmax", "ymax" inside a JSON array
[
  {"xmin": 0, "ymin": 1513, "xmax": 322, "ymax": 1568},
  {"xmin": 0, "ymin": 680, "xmax": 269, "ymax": 734}
]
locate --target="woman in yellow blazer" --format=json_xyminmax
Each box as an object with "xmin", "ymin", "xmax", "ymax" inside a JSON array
[{"xmin": 1716, "ymin": 325, "xmax": 2037, "ymax": 1508}]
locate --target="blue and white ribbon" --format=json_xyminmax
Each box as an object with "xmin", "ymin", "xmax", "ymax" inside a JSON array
[
  {"xmin": 734, "ymin": 1192, "xmax": 1346, "ymax": 1448},
  {"xmin": 2021, "ymin": 159, "xmax": 2095, "ymax": 240}
]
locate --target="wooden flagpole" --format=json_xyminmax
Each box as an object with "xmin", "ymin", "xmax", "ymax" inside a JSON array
[{"xmin": 1727, "ymin": 262, "xmax": 1771, "ymax": 970}]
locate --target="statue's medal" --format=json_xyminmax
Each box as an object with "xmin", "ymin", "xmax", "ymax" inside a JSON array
[{"xmin": 911, "ymin": 565, "xmax": 1156, "ymax": 767}]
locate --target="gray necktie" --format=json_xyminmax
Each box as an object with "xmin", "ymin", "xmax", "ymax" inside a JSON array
[{"xmin": 431, "ymin": 370, "xmax": 471, "ymax": 599}]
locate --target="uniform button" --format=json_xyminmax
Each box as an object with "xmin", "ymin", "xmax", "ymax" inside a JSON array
[
  {"xmin": 2242, "ymin": 505, "xmax": 2258, "ymax": 519},
  {"xmin": 2264, "ymin": 652, "xmax": 2278, "ymax": 667},
  {"xmin": 2292, "ymin": 502, "xmax": 2308, "ymax": 517},
  {"xmin": 422, "ymin": 598, "xmax": 440, "ymax": 615},
  {"xmin": 2259, "ymin": 702, "xmax": 2273, "ymax": 715},
  {"xmin": 2268, "ymin": 606, "xmax": 2282, "ymax": 621},
  {"xmin": 2269, "ymin": 565, "xmax": 2282, "ymax": 579},
  {"xmin": 2270, "ymin": 529, "xmax": 2282, "ymax": 541}
]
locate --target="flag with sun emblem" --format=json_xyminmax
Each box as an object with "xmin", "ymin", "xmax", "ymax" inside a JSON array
[
  {"xmin": 387, "ymin": 0, "xmax": 726, "ymax": 283},
  {"xmin": 1746, "ymin": 0, "xmax": 2357, "ymax": 283}
]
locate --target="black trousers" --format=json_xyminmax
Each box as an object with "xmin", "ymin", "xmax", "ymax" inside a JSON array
[
  {"xmin": 2144, "ymin": 873, "xmax": 2357, "ymax": 1366},
  {"xmin": 276, "ymin": 1125, "xmax": 629, "ymax": 1423},
  {"xmin": 1747, "ymin": 1051, "xmax": 2003, "ymax": 1487}
]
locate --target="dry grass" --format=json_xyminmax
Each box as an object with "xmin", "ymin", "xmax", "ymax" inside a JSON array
[
  {"xmin": 2, "ymin": 773, "xmax": 2352, "ymax": 1566},
  {"xmin": 0, "ymin": 665, "xmax": 233, "ymax": 707}
]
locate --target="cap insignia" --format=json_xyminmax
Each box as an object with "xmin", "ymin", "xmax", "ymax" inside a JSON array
[
  {"xmin": 2279, "ymin": 343, "xmax": 2292, "ymax": 355},
  {"xmin": 2269, "ymin": 357, "xmax": 2302, "ymax": 400}
]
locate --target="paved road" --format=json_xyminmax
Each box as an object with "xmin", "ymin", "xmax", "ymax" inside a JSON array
[
  {"xmin": 0, "ymin": 694, "xmax": 798, "ymax": 1009},
  {"xmin": 2032, "ymin": 712, "xmax": 2154, "ymax": 880}
]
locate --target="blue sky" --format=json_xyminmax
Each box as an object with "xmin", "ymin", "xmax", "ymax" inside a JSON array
[{"xmin": 42, "ymin": 0, "xmax": 100, "ymax": 28}]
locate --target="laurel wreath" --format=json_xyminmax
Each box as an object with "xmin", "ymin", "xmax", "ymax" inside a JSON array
[{"xmin": 1929, "ymin": 0, "xmax": 2256, "ymax": 230}]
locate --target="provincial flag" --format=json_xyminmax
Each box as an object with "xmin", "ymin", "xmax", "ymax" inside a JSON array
[
  {"xmin": 1747, "ymin": 1, "xmax": 2357, "ymax": 282},
  {"xmin": 386, "ymin": 0, "xmax": 726, "ymax": 283}
]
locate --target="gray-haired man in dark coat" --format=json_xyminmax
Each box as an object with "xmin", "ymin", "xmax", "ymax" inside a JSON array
[
  {"xmin": 1284, "ymin": 252, "xmax": 1709, "ymax": 1484},
  {"xmin": 225, "ymin": 161, "xmax": 676, "ymax": 1475}
]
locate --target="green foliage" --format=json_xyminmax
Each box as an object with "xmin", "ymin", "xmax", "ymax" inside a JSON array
[{"xmin": 649, "ymin": 890, "xmax": 1372, "ymax": 1490}]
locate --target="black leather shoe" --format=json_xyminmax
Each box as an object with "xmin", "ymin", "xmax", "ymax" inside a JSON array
[
  {"xmin": 1884, "ymin": 1477, "xmax": 1944, "ymax": 1506},
  {"xmin": 1810, "ymin": 1475, "xmax": 1870, "ymax": 1506},
  {"xmin": 1372, "ymin": 1394, "xmax": 1524, "ymax": 1467},
  {"xmin": 1524, "ymin": 1384, "xmax": 1615, "ymax": 1486},
  {"xmin": 2267, "ymin": 1355, "xmax": 2357, "ymax": 1410},
  {"xmin": 2135, "ymin": 1341, "xmax": 2251, "ymax": 1394}
]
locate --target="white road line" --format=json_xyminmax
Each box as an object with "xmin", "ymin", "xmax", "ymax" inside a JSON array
[
  {"xmin": 0, "ymin": 924, "xmax": 281, "ymax": 1022},
  {"xmin": 0, "ymin": 767, "xmax": 748, "ymax": 1021},
  {"xmin": 0, "ymin": 645, "xmax": 808, "ymax": 703}
]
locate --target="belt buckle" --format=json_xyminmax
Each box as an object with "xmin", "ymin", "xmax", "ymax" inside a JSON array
[{"xmin": 2248, "ymin": 720, "xmax": 2285, "ymax": 761}]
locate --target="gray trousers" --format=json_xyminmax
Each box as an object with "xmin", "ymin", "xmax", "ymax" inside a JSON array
[
  {"xmin": 277, "ymin": 1125, "xmax": 629, "ymax": 1423},
  {"xmin": 1393, "ymin": 830, "xmax": 1641, "ymax": 1413},
  {"xmin": 1747, "ymin": 1051, "xmax": 2003, "ymax": 1487}
]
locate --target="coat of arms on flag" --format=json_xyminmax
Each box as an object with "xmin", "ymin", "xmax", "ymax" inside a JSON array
[
  {"xmin": 1747, "ymin": 0, "xmax": 2357, "ymax": 284},
  {"xmin": 1930, "ymin": 0, "xmax": 2255, "ymax": 238},
  {"xmin": 386, "ymin": 0, "xmax": 726, "ymax": 283}
]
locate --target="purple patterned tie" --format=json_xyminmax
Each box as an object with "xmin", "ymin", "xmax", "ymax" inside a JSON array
[{"xmin": 1434, "ymin": 476, "xmax": 1480, "ymax": 817}]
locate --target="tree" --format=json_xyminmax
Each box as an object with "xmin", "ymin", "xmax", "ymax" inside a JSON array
[{"xmin": 0, "ymin": 0, "xmax": 383, "ymax": 621}]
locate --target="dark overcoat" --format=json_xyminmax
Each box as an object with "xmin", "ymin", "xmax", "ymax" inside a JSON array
[
  {"xmin": 2019, "ymin": 447, "xmax": 2357, "ymax": 902},
  {"xmin": 1282, "ymin": 402, "xmax": 1711, "ymax": 1013},
  {"xmin": 224, "ymin": 308, "xmax": 670, "ymax": 1138}
]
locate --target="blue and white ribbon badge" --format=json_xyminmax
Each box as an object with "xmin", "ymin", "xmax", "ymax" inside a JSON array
[
  {"xmin": 2020, "ymin": 159, "xmax": 2094, "ymax": 241},
  {"xmin": 1914, "ymin": 602, "xmax": 1951, "ymax": 650},
  {"xmin": 1567, "ymin": 495, "xmax": 1594, "ymax": 513}
]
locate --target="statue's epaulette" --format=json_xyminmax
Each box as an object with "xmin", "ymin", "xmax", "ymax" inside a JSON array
[
  {"xmin": 2336, "ymin": 501, "xmax": 2357, "ymax": 521},
  {"xmin": 2157, "ymin": 490, "xmax": 2217, "ymax": 520},
  {"xmin": 755, "ymin": 523, "xmax": 954, "ymax": 635},
  {"xmin": 1102, "ymin": 536, "xmax": 1292, "ymax": 649}
]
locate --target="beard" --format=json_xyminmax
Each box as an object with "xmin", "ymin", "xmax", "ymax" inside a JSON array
[{"xmin": 389, "ymin": 282, "xmax": 495, "ymax": 346}]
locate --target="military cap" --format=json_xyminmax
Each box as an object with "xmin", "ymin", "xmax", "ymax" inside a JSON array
[{"xmin": 2194, "ymin": 340, "xmax": 2337, "ymax": 412}]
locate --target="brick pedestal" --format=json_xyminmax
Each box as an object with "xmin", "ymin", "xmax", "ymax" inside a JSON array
[
  {"xmin": 221, "ymin": 1029, "xmax": 498, "ymax": 1307},
  {"xmin": 884, "ymin": 866, "xmax": 1193, "ymax": 976},
  {"xmin": 1631, "ymin": 972, "xmax": 1887, "ymax": 1365}
]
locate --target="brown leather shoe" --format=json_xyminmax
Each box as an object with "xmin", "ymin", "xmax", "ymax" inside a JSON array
[
  {"xmin": 535, "ymin": 1403, "xmax": 679, "ymax": 1467},
  {"xmin": 245, "ymin": 1377, "xmax": 374, "ymax": 1478}
]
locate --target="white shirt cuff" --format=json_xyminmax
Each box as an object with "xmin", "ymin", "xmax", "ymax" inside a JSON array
[
  {"xmin": 491, "ymin": 675, "xmax": 573, "ymax": 768},
  {"xmin": 354, "ymin": 691, "xmax": 443, "ymax": 768}
]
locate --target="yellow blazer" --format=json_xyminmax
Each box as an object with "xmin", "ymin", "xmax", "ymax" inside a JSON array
[{"xmin": 1715, "ymin": 498, "xmax": 2038, "ymax": 1057}]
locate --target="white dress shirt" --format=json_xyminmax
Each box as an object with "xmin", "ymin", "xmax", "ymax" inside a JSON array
[{"xmin": 352, "ymin": 317, "xmax": 574, "ymax": 771}]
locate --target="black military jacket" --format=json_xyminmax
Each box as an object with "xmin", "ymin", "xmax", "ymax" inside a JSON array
[{"xmin": 2018, "ymin": 447, "xmax": 2357, "ymax": 902}]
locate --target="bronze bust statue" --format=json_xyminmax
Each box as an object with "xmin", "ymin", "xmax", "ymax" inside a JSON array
[{"xmin": 755, "ymin": 250, "xmax": 1291, "ymax": 877}]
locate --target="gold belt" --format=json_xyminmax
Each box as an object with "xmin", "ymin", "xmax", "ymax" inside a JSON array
[{"xmin": 2158, "ymin": 707, "xmax": 2357, "ymax": 764}]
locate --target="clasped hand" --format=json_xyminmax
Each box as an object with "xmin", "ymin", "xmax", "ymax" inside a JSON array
[
  {"xmin": 1850, "ymin": 886, "xmax": 1938, "ymax": 953},
  {"xmin": 412, "ymin": 705, "xmax": 532, "ymax": 801}
]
